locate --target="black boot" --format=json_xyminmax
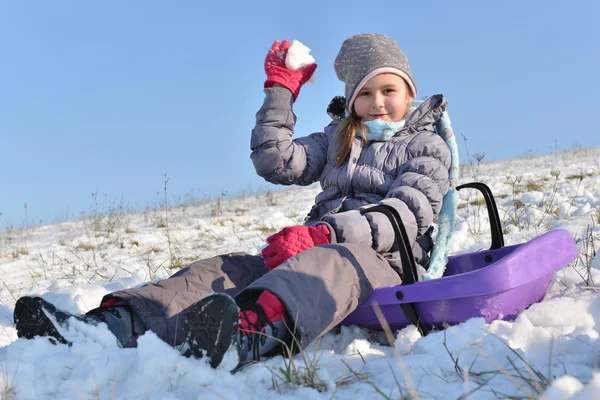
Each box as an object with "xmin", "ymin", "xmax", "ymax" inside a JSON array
[
  {"xmin": 237, "ymin": 300, "xmax": 290, "ymax": 368},
  {"xmin": 182, "ymin": 293, "xmax": 290, "ymax": 370},
  {"xmin": 14, "ymin": 296, "xmax": 146, "ymax": 347},
  {"xmin": 182, "ymin": 293, "xmax": 240, "ymax": 368}
]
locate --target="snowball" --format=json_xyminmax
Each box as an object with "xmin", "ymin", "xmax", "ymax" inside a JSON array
[
  {"xmin": 285, "ymin": 40, "xmax": 315, "ymax": 71},
  {"xmin": 285, "ymin": 40, "xmax": 316, "ymax": 84}
]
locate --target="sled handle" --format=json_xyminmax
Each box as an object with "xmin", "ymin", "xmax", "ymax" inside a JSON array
[
  {"xmin": 361, "ymin": 205, "xmax": 419, "ymax": 284},
  {"xmin": 456, "ymin": 182, "xmax": 505, "ymax": 250},
  {"xmin": 361, "ymin": 204, "xmax": 428, "ymax": 336}
]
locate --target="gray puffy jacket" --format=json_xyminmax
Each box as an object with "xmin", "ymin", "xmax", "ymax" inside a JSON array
[{"xmin": 251, "ymin": 87, "xmax": 451, "ymax": 278}]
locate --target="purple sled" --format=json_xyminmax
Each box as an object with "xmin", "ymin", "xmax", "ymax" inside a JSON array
[{"xmin": 342, "ymin": 229, "xmax": 578, "ymax": 330}]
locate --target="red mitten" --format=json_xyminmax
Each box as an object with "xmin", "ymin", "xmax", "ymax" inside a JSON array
[
  {"xmin": 261, "ymin": 224, "xmax": 330, "ymax": 269},
  {"xmin": 239, "ymin": 290, "xmax": 288, "ymax": 334},
  {"xmin": 264, "ymin": 39, "xmax": 317, "ymax": 101}
]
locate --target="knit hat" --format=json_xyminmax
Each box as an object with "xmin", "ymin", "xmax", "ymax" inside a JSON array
[{"xmin": 334, "ymin": 33, "xmax": 417, "ymax": 112}]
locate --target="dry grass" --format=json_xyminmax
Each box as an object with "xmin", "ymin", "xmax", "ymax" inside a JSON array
[
  {"xmin": 256, "ymin": 225, "xmax": 277, "ymax": 236},
  {"xmin": 10, "ymin": 248, "xmax": 29, "ymax": 259},
  {"xmin": 566, "ymin": 174, "xmax": 584, "ymax": 181},
  {"xmin": 268, "ymin": 316, "xmax": 328, "ymax": 393},
  {"xmin": 525, "ymin": 182, "xmax": 543, "ymax": 192},
  {"xmin": 77, "ymin": 243, "xmax": 99, "ymax": 252}
]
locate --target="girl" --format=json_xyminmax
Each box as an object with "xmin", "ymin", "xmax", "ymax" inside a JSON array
[{"xmin": 15, "ymin": 33, "xmax": 451, "ymax": 370}]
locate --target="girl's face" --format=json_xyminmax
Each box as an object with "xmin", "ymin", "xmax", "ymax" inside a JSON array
[{"xmin": 353, "ymin": 74, "xmax": 412, "ymax": 122}]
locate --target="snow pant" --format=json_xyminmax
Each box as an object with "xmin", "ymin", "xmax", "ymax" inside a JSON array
[{"xmin": 103, "ymin": 243, "xmax": 403, "ymax": 348}]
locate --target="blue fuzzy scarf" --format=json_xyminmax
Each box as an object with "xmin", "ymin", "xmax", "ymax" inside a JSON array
[{"xmin": 363, "ymin": 119, "xmax": 406, "ymax": 141}]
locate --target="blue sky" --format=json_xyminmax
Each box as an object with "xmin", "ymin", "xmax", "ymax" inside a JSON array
[{"xmin": 1, "ymin": 0, "xmax": 598, "ymax": 228}]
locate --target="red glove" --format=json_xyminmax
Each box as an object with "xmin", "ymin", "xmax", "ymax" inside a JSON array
[
  {"xmin": 264, "ymin": 39, "xmax": 317, "ymax": 101},
  {"xmin": 261, "ymin": 224, "xmax": 330, "ymax": 269},
  {"xmin": 239, "ymin": 290, "xmax": 287, "ymax": 334}
]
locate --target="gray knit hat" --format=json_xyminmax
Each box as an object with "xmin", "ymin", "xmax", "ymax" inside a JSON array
[{"xmin": 334, "ymin": 33, "xmax": 417, "ymax": 111}]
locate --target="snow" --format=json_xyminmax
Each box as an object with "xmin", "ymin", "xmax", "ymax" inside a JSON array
[
  {"xmin": 1, "ymin": 147, "xmax": 600, "ymax": 399},
  {"xmin": 285, "ymin": 40, "xmax": 315, "ymax": 71},
  {"xmin": 286, "ymin": 40, "xmax": 316, "ymax": 84}
]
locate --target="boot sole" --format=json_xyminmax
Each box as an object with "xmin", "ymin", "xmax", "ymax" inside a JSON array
[
  {"xmin": 184, "ymin": 293, "xmax": 239, "ymax": 368},
  {"xmin": 14, "ymin": 297, "xmax": 70, "ymax": 345}
]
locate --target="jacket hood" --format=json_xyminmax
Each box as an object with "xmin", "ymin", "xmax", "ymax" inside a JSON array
[{"xmin": 404, "ymin": 94, "xmax": 447, "ymax": 133}]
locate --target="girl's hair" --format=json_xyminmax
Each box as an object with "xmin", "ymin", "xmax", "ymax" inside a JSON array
[
  {"xmin": 335, "ymin": 111, "xmax": 367, "ymax": 167},
  {"xmin": 335, "ymin": 79, "xmax": 414, "ymax": 167}
]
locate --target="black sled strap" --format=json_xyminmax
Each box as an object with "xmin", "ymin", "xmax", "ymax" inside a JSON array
[{"xmin": 361, "ymin": 205, "xmax": 428, "ymax": 336}]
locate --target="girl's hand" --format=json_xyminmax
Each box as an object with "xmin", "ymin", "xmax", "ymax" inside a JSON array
[
  {"xmin": 261, "ymin": 224, "xmax": 330, "ymax": 269},
  {"xmin": 264, "ymin": 40, "xmax": 317, "ymax": 102}
]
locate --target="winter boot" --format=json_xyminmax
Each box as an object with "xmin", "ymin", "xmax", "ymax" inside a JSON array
[
  {"xmin": 237, "ymin": 290, "xmax": 290, "ymax": 366},
  {"xmin": 14, "ymin": 296, "xmax": 146, "ymax": 348},
  {"xmin": 182, "ymin": 291, "xmax": 290, "ymax": 369}
]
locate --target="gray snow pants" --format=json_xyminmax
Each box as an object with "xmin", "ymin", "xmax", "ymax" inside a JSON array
[{"xmin": 104, "ymin": 243, "xmax": 402, "ymax": 348}]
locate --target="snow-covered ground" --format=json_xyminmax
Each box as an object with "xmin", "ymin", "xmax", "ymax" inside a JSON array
[{"xmin": 1, "ymin": 147, "xmax": 600, "ymax": 399}]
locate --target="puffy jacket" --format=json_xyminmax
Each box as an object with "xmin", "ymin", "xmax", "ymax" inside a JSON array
[{"xmin": 251, "ymin": 87, "xmax": 451, "ymax": 278}]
